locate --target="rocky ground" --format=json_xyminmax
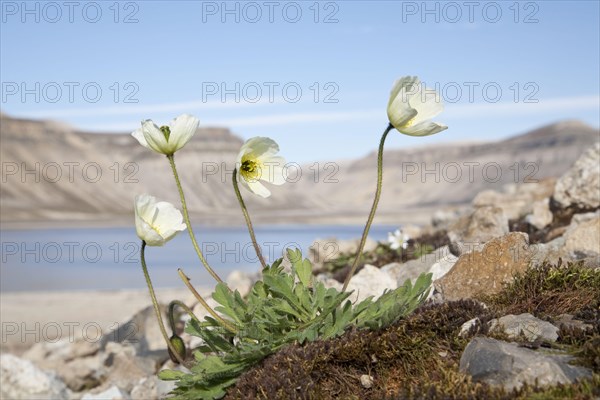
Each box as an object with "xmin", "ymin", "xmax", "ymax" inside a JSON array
[{"xmin": 1, "ymin": 143, "xmax": 599, "ymax": 399}]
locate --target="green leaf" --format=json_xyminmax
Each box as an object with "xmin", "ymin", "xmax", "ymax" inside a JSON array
[{"xmin": 158, "ymin": 369, "xmax": 186, "ymax": 380}]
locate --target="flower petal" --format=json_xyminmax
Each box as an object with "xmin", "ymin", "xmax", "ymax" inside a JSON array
[
  {"xmin": 141, "ymin": 120, "xmax": 170, "ymax": 154},
  {"xmin": 387, "ymin": 96, "xmax": 418, "ymax": 130},
  {"xmin": 169, "ymin": 114, "xmax": 199, "ymax": 152},
  {"xmin": 388, "ymin": 76, "xmax": 420, "ymax": 109},
  {"xmin": 399, "ymin": 121, "xmax": 448, "ymax": 137},
  {"xmin": 134, "ymin": 194, "xmax": 186, "ymax": 246},
  {"xmin": 408, "ymin": 87, "xmax": 444, "ymax": 125},
  {"xmin": 258, "ymin": 155, "xmax": 287, "ymax": 185},
  {"xmin": 131, "ymin": 127, "xmax": 150, "ymax": 149},
  {"xmin": 244, "ymin": 178, "xmax": 272, "ymax": 198},
  {"xmin": 238, "ymin": 137, "xmax": 279, "ymax": 163}
]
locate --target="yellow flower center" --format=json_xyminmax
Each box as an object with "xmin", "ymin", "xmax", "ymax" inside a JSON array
[
  {"xmin": 403, "ymin": 117, "xmax": 416, "ymax": 128},
  {"xmin": 241, "ymin": 159, "xmax": 261, "ymax": 181}
]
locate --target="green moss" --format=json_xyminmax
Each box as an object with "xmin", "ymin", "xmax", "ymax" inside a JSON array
[
  {"xmin": 223, "ymin": 260, "xmax": 600, "ymax": 399},
  {"xmin": 477, "ymin": 260, "xmax": 600, "ymax": 318}
]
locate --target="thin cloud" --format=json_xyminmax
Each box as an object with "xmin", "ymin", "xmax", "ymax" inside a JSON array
[
  {"xmin": 25, "ymin": 97, "xmax": 285, "ymax": 118},
  {"xmin": 445, "ymin": 95, "xmax": 600, "ymax": 118},
  {"xmin": 44, "ymin": 95, "xmax": 600, "ymax": 132}
]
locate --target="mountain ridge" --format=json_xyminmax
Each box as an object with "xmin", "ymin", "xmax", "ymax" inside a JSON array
[{"xmin": 1, "ymin": 113, "xmax": 598, "ymax": 226}]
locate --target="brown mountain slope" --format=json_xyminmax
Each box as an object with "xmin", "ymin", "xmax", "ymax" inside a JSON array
[{"xmin": 1, "ymin": 115, "xmax": 598, "ymax": 226}]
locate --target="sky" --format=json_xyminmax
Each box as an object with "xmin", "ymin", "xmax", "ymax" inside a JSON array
[{"xmin": 1, "ymin": 0, "xmax": 599, "ymax": 163}]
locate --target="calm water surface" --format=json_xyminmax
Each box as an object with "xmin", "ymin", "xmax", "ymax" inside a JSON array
[{"xmin": 1, "ymin": 225, "xmax": 397, "ymax": 292}]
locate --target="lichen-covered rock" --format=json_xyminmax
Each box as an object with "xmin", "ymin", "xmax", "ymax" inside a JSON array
[
  {"xmin": 489, "ymin": 313, "xmax": 559, "ymax": 342},
  {"xmin": 460, "ymin": 337, "xmax": 592, "ymax": 391},
  {"xmin": 434, "ymin": 232, "xmax": 531, "ymax": 301},
  {"xmin": 553, "ymin": 142, "xmax": 600, "ymax": 209}
]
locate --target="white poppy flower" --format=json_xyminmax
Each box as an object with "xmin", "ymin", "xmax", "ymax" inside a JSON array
[
  {"xmin": 135, "ymin": 194, "xmax": 186, "ymax": 246},
  {"xmin": 387, "ymin": 76, "xmax": 448, "ymax": 136},
  {"xmin": 236, "ymin": 137, "xmax": 286, "ymax": 198},
  {"xmin": 132, "ymin": 114, "xmax": 199, "ymax": 155},
  {"xmin": 388, "ymin": 229, "xmax": 409, "ymax": 251}
]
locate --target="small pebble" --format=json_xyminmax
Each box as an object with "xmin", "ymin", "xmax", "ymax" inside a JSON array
[{"xmin": 360, "ymin": 374, "xmax": 373, "ymax": 389}]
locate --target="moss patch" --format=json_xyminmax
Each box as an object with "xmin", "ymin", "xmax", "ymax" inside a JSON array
[{"xmin": 224, "ymin": 261, "xmax": 600, "ymax": 399}]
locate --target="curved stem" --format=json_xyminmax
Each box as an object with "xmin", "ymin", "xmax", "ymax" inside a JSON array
[
  {"xmin": 139, "ymin": 241, "xmax": 187, "ymax": 365},
  {"xmin": 232, "ymin": 168, "xmax": 267, "ymax": 269},
  {"xmin": 167, "ymin": 154, "xmax": 223, "ymax": 284},
  {"xmin": 342, "ymin": 123, "xmax": 394, "ymax": 291},
  {"xmin": 168, "ymin": 300, "xmax": 200, "ymax": 333},
  {"xmin": 177, "ymin": 268, "xmax": 238, "ymax": 334}
]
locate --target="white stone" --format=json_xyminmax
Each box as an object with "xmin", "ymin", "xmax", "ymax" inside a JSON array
[
  {"xmin": 82, "ymin": 385, "xmax": 131, "ymax": 400},
  {"xmin": 525, "ymin": 198, "xmax": 553, "ymax": 230},
  {"xmin": 554, "ymin": 142, "xmax": 600, "ymax": 209},
  {"xmin": 0, "ymin": 354, "xmax": 70, "ymax": 400},
  {"xmin": 360, "ymin": 374, "xmax": 373, "ymax": 389},
  {"xmin": 346, "ymin": 265, "xmax": 397, "ymax": 303}
]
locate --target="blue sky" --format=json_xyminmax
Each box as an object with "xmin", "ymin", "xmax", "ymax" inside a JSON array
[{"xmin": 1, "ymin": 0, "xmax": 599, "ymax": 163}]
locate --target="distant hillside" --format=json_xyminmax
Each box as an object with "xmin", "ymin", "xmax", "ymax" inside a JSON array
[
  {"xmin": 297, "ymin": 120, "xmax": 600, "ymax": 223},
  {"xmin": 1, "ymin": 114, "xmax": 598, "ymax": 226},
  {"xmin": 0, "ymin": 114, "xmax": 322, "ymax": 225}
]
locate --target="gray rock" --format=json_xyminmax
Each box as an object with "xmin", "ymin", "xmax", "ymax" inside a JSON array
[
  {"xmin": 562, "ymin": 216, "xmax": 600, "ymax": 260},
  {"xmin": 100, "ymin": 305, "xmax": 167, "ymax": 355},
  {"xmin": 130, "ymin": 376, "xmax": 175, "ymax": 400},
  {"xmin": 553, "ymin": 142, "xmax": 600, "ymax": 209},
  {"xmin": 0, "ymin": 354, "xmax": 70, "ymax": 400},
  {"xmin": 382, "ymin": 246, "xmax": 453, "ymax": 286},
  {"xmin": 226, "ymin": 270, "xmax": 254, "ymax": 297},
  {"xmin": 472, "ymin": 179, "xmax": 556, "ymax": 220},
  {"xmin": 525, "ymin": 198, "xmax": 553, "ymax": 230},
  {"xmin": 489, "ymin": 313, "xmax": 559, "ymax": 342},
  {"xmin": 447, "ymin": 206, "xmax": 509, "ymax": 255},
  {"xmin": 82, "ymin": 385, "xmax": 131, "ymax": 400},
  {"xmin": 101, "ymin": 342, "xmax": 159, "ymax": 392},
  {"xmin": 346, "ymin": 264, "xmax": 397, "ymax": 303},
  {"xmin": 530, "ymin": 237, "xmax": 565, "ymax": 266},
  {"xmin": 429, "ymin": 252, "xmax": 459, "ymax": 282},
  {"xmin": 460, "ymin": 337, "xmax": 592, "ymax": 391},
  {"xmin": 58, "ymin": 355, "xmax": 105, "ymax": 392},
  {"xmin": 315, "ymin": 273, "xmax": 343, "ymax": 291},
  {"xmin": 431, "ymin": 208, "xmax": 462, "ymax": 228},
  {"xmin": 554, "ymin": 314, "xmax": 594, "ymax": 331}
]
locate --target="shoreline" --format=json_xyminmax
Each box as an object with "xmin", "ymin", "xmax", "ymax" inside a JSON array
[
  {"xmin": 0, "ymin": 205, "xmax": 456, "ymax": 231},
  {"xmin": 0, "ymin": 287, "xmax": 210, "ymax": 355}
]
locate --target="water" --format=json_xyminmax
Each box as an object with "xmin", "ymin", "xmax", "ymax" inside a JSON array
[{"xmin": 0, "ymin": 225, "xmax": 397, "ymax": 292}]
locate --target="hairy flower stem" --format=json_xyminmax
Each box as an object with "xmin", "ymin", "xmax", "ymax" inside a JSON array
[
  {"xmin": 139, "ymin": 241, "xmax": 187, "ymax": 365},
  {"xmin": 232, "ymin": 168, "xmax": 267, "ymax": 269},
  {"xmin": 177, "ymin": 268, "xmax": 238, "ymax": 334},
  {"xmin": 168, "ymin": 300, "xmax": 199, "ymax": 333},
  {"xmin": 342, "ymin": 123, "xmax": 394, "ymax": 291},
  {"xmin": 167, "ymin": 154, "xmax": 223, "ymax": 284}
]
